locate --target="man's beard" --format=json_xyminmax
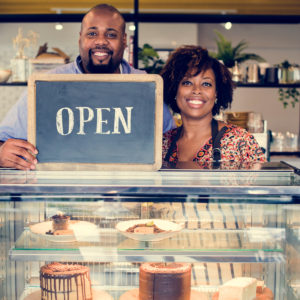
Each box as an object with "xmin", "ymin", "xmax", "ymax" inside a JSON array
[{"xmin": 86, "ymin": 50, "xmax": 118, "ymax": 74}]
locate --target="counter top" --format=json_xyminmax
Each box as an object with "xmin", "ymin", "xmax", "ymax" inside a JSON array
[{"xmin": 0, "ymin": 162, "xmax": 299, "ymax": 198}]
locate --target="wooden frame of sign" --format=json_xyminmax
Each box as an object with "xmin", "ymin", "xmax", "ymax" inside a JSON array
[{"xmin": 28, "ymin": 73, "xmax": 163, "ymax": 171}]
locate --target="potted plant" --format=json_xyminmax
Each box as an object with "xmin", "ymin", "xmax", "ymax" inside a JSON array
[
  {"xmin": 138, "ymin": 43, "xmax": 166, "ymax": 74},
  {"xmin": 278, "ymin": 87, "xmax": 299, "ymax": 108},
  {"xmin": 209, "ymin": 30, "xmax": 265, "ymax": 68},
  {"xmin": 277, "ymin": 60, "xmax": 300, "ymax": 108}
]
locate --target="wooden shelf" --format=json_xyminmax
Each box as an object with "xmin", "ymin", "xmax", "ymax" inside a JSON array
[{"xmin": 1, "ymin": 82, "xmax": 300, "ymax": 88}]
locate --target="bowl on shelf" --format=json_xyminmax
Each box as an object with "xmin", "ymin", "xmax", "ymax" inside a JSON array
[{"xmin": 0, "ymin": 69, "xmax": 12, "ymax": 83}]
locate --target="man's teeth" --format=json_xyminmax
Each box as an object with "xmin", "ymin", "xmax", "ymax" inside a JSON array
[
  {"xmin": 94, "ymin": 52, "xmax": 108, "ymax": 57},
  {"xmin": 189, "ymin": 100, "xmax": 204, "ymax": 104}
]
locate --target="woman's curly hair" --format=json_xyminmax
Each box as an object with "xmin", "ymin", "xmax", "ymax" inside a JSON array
[{"xmin": 160, "ymin": 45, "xmax": 234, "ymax": 116}]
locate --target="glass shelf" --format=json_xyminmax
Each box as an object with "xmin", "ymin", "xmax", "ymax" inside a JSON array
[
  {"xmin": 0, "ymin": 162, "xmax": 299, "ymax": 197},
  {"xmin": 10, "ymin": 227, "xmax": 284, "ymax": 262}
]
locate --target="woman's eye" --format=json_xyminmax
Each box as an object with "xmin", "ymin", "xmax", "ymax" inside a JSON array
[
  {"xmin": 181, "ymin": 80, "xmax": 192, "ymax": 86},
  {"xmin": 203, "ymin": 82, "xmax": 212, "ymax": 87}
]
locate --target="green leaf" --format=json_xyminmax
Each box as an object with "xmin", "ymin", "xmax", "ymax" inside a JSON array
[
  {"xmin": 138, "ymin": 43, "xmax": 166, "ymax": 74},
  {"xmin": 212, "ymin": 30, "xmax": 265, "ymax": 68}
]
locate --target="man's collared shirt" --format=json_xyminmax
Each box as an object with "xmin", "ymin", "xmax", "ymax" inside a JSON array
[{"xmin": 0, "ymin": 56, "xmax": 175, "ymax": 141}]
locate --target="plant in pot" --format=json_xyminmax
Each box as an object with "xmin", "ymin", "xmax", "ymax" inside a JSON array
[
  {"xmin": 138, "ymin": 43, "xmax": 166, "ymax": 74},
  {"xmin": 209, "ymin": 30, "xmax": 265, "ymax": 68},
  {"xmin": 277, "ymin": 60, "xmax": 300, "ymax": 108},
  {"xmin": 278, "ymin": 87, "xmax": 299, "ymax": 108}
]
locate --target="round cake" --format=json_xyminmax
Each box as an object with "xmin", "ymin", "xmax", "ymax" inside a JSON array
[
  {"xmin": 40, "ymin": 262, "xmax": 92, "ymax": 300},
  {"xmin": 52, "ymin": 214, "xmax": 70, "ymax": 231},
  {"xmin": 139, "ymin": 262, "xmax": 191, "ymax": 300}
]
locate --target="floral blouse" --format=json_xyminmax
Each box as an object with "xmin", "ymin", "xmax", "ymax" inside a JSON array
[{"xmin": 162, "ymin": 124, "xmax": 266, "ymax": 165}]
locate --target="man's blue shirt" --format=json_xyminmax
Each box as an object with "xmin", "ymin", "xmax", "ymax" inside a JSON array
[{"xmin": 0, "ymin": 57, "xmax": 175, "ymax": 141}]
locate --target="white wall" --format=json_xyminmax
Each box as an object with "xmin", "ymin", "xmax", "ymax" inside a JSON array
[
  {"xmin": 0, "ymin": 23, "xmax": 82, "ymax": 121},
  {"xmin": 197, "ymin": 23, "xmax": 300, "ymax": 134},
  {"xmin": 140, "ymin": 22, "xmax": 300, "ymax": 135},
  {"xmin": 0, "ymin": 22, "xmax": 299, "ymax": 135}
]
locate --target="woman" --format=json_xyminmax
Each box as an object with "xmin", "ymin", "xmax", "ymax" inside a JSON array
[{"xmin": 161, "ymin": 45, "xmax": 266, "ymax": 167}]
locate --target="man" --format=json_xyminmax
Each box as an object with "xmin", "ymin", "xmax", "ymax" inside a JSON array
[{"xmin": 0, "ymin": 4, "xmax": 175, "ymax": 170}]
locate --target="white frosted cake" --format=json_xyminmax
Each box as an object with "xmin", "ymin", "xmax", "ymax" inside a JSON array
[{"xmin": 219, "ymin": 277, "xmax": 257, "ymax": 300}]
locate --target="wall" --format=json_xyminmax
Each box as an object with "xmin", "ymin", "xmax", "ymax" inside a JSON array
[
  {"xmin": 0, "ymin": 22, "xmax": 299, "ymax": 135},
  {"xmin": 0, "ymin": 22, "xmax": 81, "ymax": 122},
  {"xmin": 140, "ymin": 22, "xmax": 300, "ymax": 135}
]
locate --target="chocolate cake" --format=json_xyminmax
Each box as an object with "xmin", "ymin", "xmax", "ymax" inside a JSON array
[
  {"xmin": 40, "ymin": 262, "xmax": 92, "ymax": 300},
  {"xmin": 52, "ymin": 214, "xmax": 70, "ymax": 231},
  {"xmin": 139, "ymin": 262, "xmax": 191, "ymax": 300}
]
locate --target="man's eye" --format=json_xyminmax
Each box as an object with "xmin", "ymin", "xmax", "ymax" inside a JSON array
[
  {"xmin": 106, "ymin": 32, "xmax": 117, "ymax": 38},
  {"xmin": 87, "ymin": 32, "xmax": 97, "ymax": 37}
]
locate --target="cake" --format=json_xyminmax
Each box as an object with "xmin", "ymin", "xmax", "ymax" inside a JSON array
[
  {"xmin": 126, "ymin": 221, "xmax": 167, "ymax": 234},
  {"xmin": 212, "ymin": 277, "xmax": 274, "ymax": 300},
  {"xmin": 52, "ymin": 214, "xmax": 70, "ymax": 231},
  {"xmin": 219, "ymin": 277, "xmax": 257, "ymax": 300},
  {"xmin": 40, "ymin": 262, "xmax": 92, "ymax": 300},
  {"xmin": 139, "ymin": 262, "xmax": 191, "ymax": 300},
  {"xmin": 45, "ymin": 214, "xmax": 74, "ymax": 235}
]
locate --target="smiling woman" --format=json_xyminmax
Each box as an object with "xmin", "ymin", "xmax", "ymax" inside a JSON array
[{"xmin": 160, "ymin": 45, "xmax": 266, "ymax": 166}]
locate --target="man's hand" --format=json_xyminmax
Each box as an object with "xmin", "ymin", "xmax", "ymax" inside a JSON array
[{"xmin": 0, "ymin": 139, "xmax": 38, "ymax": 170}]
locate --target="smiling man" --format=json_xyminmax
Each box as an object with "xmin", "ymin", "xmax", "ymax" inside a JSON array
[
  {"xmin": 79, "ymin": 4, "xmax": 127, "ymax": 74},
  {"xmin": 0, "ymin": 4, "xmax": 175, "ymax": 170}
]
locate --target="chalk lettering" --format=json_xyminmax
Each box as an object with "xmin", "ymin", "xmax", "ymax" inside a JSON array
[
  {"xmin": 56, "ymin": 106, "xmax": 133, "ymax": 135},
  {"xmin": 95, "ymin": 108, "xmax": 111, "ymax": 134},
  {"xmin": 76, "ymin": 107, "xmax": 94, "ymax": 135},
  {"xmin": 113, "ymin": 107, "xmax": 133, "ymax": 134},
  {"xmin": 56, "ymin": 107, "xmax": 74, "ymax": 135}
]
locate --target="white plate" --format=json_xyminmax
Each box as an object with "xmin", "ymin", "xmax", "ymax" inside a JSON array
[
  {"xmin": 30, "ymin": 220, "xmax": 98, "ymax": 243},
  {"xmin": 23, "ymin": 287, "xmax": 113, "ymax": 300},
  {"xmin": 116, "ymin": 219, "xmax": 184, "ymax": 242}
]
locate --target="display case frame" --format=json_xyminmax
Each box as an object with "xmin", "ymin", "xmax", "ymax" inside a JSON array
[{"xmin": 0, "ymin": 163, "xmax": 299, "ymax": 300}]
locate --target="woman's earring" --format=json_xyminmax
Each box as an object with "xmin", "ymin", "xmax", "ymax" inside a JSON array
[
  {"xmin": 214, "ymin": 98, "xmax": 218, "ymax": 104},
  {"xmin": 174, "ymin": 96, "xmax": 177, "ymax": 101}
]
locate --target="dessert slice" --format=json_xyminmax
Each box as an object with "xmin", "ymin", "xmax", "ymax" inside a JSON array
[{"xmin": 219, "ymin": 277, "xmax": 257, "ymax": 300}]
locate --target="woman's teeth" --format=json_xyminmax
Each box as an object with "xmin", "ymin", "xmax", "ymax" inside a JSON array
[{"xmin": 188, "ymin": 100, "xmax": 204, "ymax": 104}]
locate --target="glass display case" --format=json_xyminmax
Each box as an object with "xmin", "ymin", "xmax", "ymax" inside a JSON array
[{"xmin": 0, "ymin": 162, "xmax": 299, "ymax": 300}]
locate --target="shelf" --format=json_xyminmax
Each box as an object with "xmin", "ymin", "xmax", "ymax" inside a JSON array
[
  {"xmin": 0, "ymin": 164, "xmax": 298, "ymax": 196},
  {"xmin": 1, "ymin": 82, "xmax": 299, "ymax": 88},
  {"xmin": 270, "ymin": 151, "xmax": 300, "ymax": 156},
  {"xmin": 0, "ymin": 82, "xmax": 27, "ymax": 86},
  {"xmin": 10, "ymin": 228, "xmax": 284, "ymax": 262},
  {"xmin": 236, "ymin": 83, "xmax": 300, "ymax": 88},
  {"xmin": 1, "ymin": 13, "xmax": 300, "ymax": 24}
]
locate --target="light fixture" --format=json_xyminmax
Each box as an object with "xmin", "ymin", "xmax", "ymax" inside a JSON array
[
  {"xmin": 55, "ymin": 23, "xmax": 63, "ymax": 31},
  {"xmin": 224, "ymin": 22, "xmax": 232, "ymax": 30},
  {"xmin": 128, "ymin": 24, "xmax": 136, "ymax": 31}
]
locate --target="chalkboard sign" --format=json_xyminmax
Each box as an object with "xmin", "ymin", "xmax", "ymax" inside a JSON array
[{"xmin": 27, "ymin": 74, "xmax": 163, "ymax": 171}]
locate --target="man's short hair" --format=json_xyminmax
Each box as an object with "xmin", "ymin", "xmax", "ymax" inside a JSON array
[{"xmin": 81, "ymin": 3, "xmax": 126, "ymax": 34}]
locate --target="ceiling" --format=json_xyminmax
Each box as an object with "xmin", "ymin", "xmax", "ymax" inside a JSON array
[{"xmin": 1, "ymin": 0, "xmax": 300, "ymax": 15}]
